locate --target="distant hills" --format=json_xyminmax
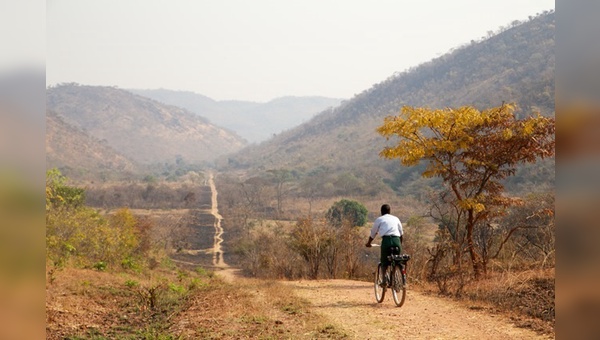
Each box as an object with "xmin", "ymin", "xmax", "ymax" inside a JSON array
[
  {"xmin": 46, "ymin": 109, "xmax": 138, "ymax": 179},
  {"xmin": 46, "ymin": 85, "xmax": 246, "ymax": 177},
  {"xmin": 45, "ymin": 84, "xmax": 340, "ymax": 179},
  {"xmin": 46, "ymin": 11, "xmax": 555, "ymax": 192},
  {"xmin": 128, "ymin": 89, "xmax": 343, "ymax": 143},
  {"xmin": 222, "ymin": 12, "xmax": 555, "ymax": 194}
]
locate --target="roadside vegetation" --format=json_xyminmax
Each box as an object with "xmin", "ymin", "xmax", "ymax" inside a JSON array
[
  {"xmin": 45, "ymin": 169, "xmax": 347, "ymax": 339},
  {"xmin": 46, "ymin": 101, "xmax": 555, "ymax": 337},
  {"xmin": 214, "ymin": 104, "xmax": 555, "ymax": 334},
  {"xmin": 46, "ymin": 168, "xmax": 188, "ymax": 338}
]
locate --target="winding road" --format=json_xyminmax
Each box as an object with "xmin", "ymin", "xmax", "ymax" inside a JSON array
[{"xmin": 208, "ymin": 172, "xmax": 228, "ymax": 269}]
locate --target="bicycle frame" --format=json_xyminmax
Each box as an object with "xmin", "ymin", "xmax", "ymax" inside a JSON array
[{"xmin": 374, "ymin": 251, "xmax": 410, "ymax": 307}]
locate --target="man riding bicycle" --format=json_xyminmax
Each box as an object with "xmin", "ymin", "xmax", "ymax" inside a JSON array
[{"xmin": 365, "ymin": 204, "xmax": 404, "ymax": 284}]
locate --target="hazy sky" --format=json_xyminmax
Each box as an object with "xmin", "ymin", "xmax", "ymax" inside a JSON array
[{"xmin": 47, "ymin": 0, "xmax": 554, "ymax": 102}]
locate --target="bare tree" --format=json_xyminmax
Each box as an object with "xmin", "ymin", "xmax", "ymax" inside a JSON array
[
  {"xmin": 290, "ymin": 218, "xmax": 329, "ymax": 279},
  {"xmin": 267, "ymin": 169, "xmax": 294, "ymax": 219}
]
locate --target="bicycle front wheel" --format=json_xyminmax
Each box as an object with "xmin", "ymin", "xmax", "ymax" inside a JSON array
[
  {"xmin": 374, "ymin": 263, "xmax": 385, "ymax": 303},
  {"xmin": 391, "ymin": 264, "xmax": 406, "ymax": 307}
]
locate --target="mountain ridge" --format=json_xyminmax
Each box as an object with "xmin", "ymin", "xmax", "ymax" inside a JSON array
[
  {"xmin": 46, "ymin": 85, "xmax": 247, "ymax": 169},
  {"xmin": 221, "ymin": 12, "xmax": 555, "ymax": 193},
  {"xmin": 46, "ymin": 109, "xmax": 138, "ymax": 179},
  {"xmin": 128, "ymin": 88, "xmax": 343, "ymax": 143}
]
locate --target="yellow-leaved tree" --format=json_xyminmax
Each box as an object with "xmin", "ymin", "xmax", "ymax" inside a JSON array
[{"xmin": 378, "ymin": 104, "xmax": 555, "ymax": 278}]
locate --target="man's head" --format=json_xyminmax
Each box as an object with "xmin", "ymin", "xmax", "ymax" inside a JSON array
[{"xmin": 381, "ymin": 204, "xmax": 391, "ymax": 215}]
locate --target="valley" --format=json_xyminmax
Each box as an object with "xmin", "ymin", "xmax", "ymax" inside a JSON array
[{"xmin": 45, "ymin": 11, "xmax": 556, "ymax": 339}]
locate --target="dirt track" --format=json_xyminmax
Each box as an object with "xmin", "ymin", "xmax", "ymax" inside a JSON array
[
  {"xmin": 170, "ymin": 172, "xmax": 229, "ymax": 270},
  {"xmin": 208, "ymin": 172, "xmax": 228, "ymax": 269},
  {"xmin": 208, "ymin": 175, "xmax": 551, "ymax": 340},
  {"xmin": 282, "ymin": 279, "xmax": 551, "ymax": 339}
]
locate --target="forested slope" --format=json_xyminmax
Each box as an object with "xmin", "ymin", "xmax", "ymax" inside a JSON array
[{"xmin": 223, "ymin": 12, "xmax": 555, "ymax": 195}]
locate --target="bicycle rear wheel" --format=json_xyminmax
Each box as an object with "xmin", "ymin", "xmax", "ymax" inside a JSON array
[
  {"xmin": 374, "ymin": 263, "xmax": 385, "ymax": 303},
  {"xmin": 391, "ymin": 264, "xmax": 406, "ymax": 307}
]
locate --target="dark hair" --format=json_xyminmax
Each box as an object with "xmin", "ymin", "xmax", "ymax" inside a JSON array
[{"xmin": 381, "ymin": 204, "xmax": 391, "ymax": 215}]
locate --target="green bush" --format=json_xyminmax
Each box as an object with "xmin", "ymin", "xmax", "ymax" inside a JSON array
[
  {"xmin": 46, "ymin": 169, "xmax": 149, "ymax": 271},
  {"xmin": 93, "ymin": 261, "xmax": 107, "ymax": 271},
  {"xmin": 326, "ymin": 199, "xmax": 368, "ymax": 227}
]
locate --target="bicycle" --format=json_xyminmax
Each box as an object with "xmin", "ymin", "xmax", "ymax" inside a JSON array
[{"xmin": 372, "ymin": 245, "xmax": 410, "ymax": 307}]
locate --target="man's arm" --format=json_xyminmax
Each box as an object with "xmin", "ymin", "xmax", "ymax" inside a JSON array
[
  {"xmin": 367, "ymin": 218, "xmax": 381, "ymax": 247},
  {"xmin": 400, "ymin": 235, "xmax": 403, "ymax": 244}
]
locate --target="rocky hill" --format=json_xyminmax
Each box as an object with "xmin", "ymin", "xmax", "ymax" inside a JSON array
[
  {"xmin": 129, "ymin": 89, "xmax": 343, "ymax": 143},
  {"xmin": 46, "ymin": 85, "xmax": 247, "ymax": 168},
  {"xmin": 46, "ymin": 110, "xmax": 138, "ymax": 180},
  {"xmin": 222, "ymin": 12, "xmax": 555, "ymax": 194}
]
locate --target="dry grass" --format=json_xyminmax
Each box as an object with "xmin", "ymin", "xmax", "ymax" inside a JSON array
[
  {"xmin": 417, "ymin": 267, "xmax": 555, "ymax": 336},
  {"xmin": 171, "ymin": 276, "xmax": 348, "ymax": 339},
  {"xmin": 466, "ymin": 268, "xmax": 555, "ymax": 334},
  {"xmin": 46, "ymin": 266, "xmax": 346, "ymax": 339},
  {"xmin": 46, "ymin": 265, "xmax": 209, "ymax": 339}
]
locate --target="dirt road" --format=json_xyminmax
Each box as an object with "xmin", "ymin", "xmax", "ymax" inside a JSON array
[
  {"xmin": 208, "ymin": 172, "xmax": 228, "ymax": 269},
  {"xmin": 282, "ymin": 279, "xmax": 551, "ymax": 339},
  {"xmin": 169, "ymin": 172, "xmax": 229, "ymax": 270}
]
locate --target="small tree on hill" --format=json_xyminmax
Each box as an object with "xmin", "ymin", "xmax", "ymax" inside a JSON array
[
  {"xmin": 377, "ymin": 104, "xmax": 555, "ymax": 278},
  {"xmin": 326, "ymin": 199, "xmax": 368, "ymax": 228}
]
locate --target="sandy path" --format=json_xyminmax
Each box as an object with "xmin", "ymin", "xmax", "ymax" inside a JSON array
[
  {"xmin": 208, "ymin": 172, "xmax": 228, "ymax": 269},
  {"xmin": 285, "ymin": 279, "xmax": 552, "ymax": 340}
]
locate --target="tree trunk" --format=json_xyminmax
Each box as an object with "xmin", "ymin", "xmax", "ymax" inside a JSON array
[{"xmin": 466, "ymin": 210, "xmax": 483, "ymax": 278}]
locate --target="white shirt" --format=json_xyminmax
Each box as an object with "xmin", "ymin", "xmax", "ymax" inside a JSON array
[{"xmin": 370, "ymin": 214, "xmax": 403, "ymax": 239}]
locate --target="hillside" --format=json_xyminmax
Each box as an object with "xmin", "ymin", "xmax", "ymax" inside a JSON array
[
  {"xmin": 129, "ymin": 88, "xmax": 343, "ymax": 143},
  {"xmin": 222, "ymin": 12, "xmax": 555, "ymax": 193},
  {"xmin": 46, "ymin": 85, "xmax": 247, "ymax": 167},
  {"xmin": 46, "ymin": 110, "xmax": 138, "ymax": 180}
]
